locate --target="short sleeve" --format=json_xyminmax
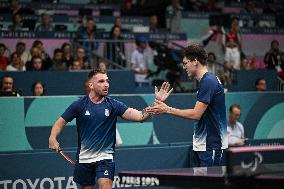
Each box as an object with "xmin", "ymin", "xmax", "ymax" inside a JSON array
[
  {"xmin": 197, "ymin": 78, "xmax": 216, "ymax": 104},
  {"xmin": 61, "ymin": 100, "xmax": 81, "ymax": 122},
  {"xmin": 113, "ymin": 99, "xmax": 128, "ymax": 116}
]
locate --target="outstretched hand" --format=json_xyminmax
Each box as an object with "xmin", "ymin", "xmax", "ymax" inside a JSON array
[
  {"xmin": 155, "ymin": 82, "xmax": 173, "ymax": 102},
  {"xmin": 146, "ymin": 99, "xmax": 170, "ymax": 115}
]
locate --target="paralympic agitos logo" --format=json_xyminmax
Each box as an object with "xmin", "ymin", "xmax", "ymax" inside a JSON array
[{"xmin": 240, "ymin": 152, "xmax": 263, "ymax": 172}]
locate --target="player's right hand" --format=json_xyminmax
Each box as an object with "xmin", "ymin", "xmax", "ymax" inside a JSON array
[
  {"xmin": 49, "ymin": 137, "xmax": 60, "ymax": 152},
  {"xmin": 155, "ymin": 82, "xmax": 173, "ymax": 102}
]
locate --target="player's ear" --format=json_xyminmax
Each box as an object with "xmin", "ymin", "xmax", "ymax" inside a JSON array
[{"xmin": 89, "ymin": 81, "xmax": 93, "ymax": 90}]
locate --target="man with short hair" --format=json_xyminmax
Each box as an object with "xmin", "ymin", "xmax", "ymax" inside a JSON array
[
  {"xmin": 255, "ymin": 78, "xmax": 267, "ymax": 92},
  {"xmin": 0, "ymin": 75, "xmax": 20, "ymax": 96},
  {"xmin": 227, "ymin": 104, "xmax": 245, "ymax": 146},
  {"xmin": 49, "ymin": 69, "xmax": 172, "ymax": 189},
  {"xmin": 147, "ymin": 44, "xmax": 228, "ymax": 167}
]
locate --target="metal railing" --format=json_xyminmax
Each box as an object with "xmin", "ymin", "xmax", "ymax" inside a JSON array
[{"xmin": 278, "ymin": 76, "xmax": 284, "ymax": 91}]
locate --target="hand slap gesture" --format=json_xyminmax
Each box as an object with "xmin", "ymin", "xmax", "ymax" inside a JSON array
[
  {"xmin": 146, "ymin": 99, "xmax": 170, "ymax": 115},
  {"xmin": 155, "ymin": 82, "xmax": 173, "ymax": 102}
]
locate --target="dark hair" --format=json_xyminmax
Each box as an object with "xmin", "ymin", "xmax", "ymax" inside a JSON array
[
  {"xmin": 255, "ymin": 78, "xmax": 266, "ymax": 86},
  {"xmin": 182, "ymin": 43, "xmax": 207, "ymax": 65},
  {"xmin": 32, "ymin": 40, "xmax": 43, "ymax": 47},
  {"xmin": 88, "ymin": 69, "xmax": 107, "ymax": 80},
  {"xmin": 53, "ymin": 48, "xmax": 63, "ymax": 56},
  {"xmin": 231, "ymin": 16, "xmax": 239, "ymax": 23},
  {"xmin": 0, "ymin": 75, "xmax": 14, "ymax": 90},
  {"xmin": 61, "ymin": 42, "xmax": 71, "ymax": 50},
  {"xmin": 207, "ymin": 52, "xmax": 216, "ymax": 61},
  {"xmin": 31, "ymin": 55, "xmax": 42, "ymax": 63},
  {"xmin": 86, "ymin": 16, "xmax": 94, "ymax": 22},
  {"xmin": 0, "ymin": 43, "xmax": 6, "ymax": 49},
  {"xmin": 31, "ymin": 81, "xmax": 45, "ymax": 96},
  {"xmin": 16, "ymin": 41, "xmax": 25, "ymax": 47},
  {"xmin": 10, "ymin": 52, "xmax": 18, "ymax": 60},
  {"xmin": 110, "ymin": 25, "xmax": 121, "ymax": 38},
  {"xmin": 12, "ymin": 13, "xmax": 22, "ymax": 23},
  {"xmin": 229, "ymin": 104, "xmax": 241, "ymax": 113},
  {"xmin": 271, "ymin": 40, "xmax": 279, "ymax": 47}
]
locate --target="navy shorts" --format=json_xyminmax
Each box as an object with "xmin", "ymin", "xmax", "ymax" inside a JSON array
[
  {"xmin": 73, "ymin": 159, "xmax": 115, "ymax": 186},
  {"xmin": 191, "ymin": 149, "xmax": 226, "ymax": 167}
]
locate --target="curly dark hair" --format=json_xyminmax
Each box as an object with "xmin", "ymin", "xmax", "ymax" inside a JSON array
[{"xmin": 182, "ymin": 43, "xmax": 207, "ymax": 65}]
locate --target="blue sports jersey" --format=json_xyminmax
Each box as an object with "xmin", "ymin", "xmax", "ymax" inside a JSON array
[
  {"xmin": 193, "ymin": 72, "xmax": 228, "ymax": 151},
  {"xmin": 61, "ymin": 96, "xmax": 128, "ymax": 163}
]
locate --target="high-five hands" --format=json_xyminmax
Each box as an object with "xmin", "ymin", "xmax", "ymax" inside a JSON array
[
  {"xmin": 146, "ymin": 99, "xmax": 170, "ymax": 115},
  {"xmin": 155, "ymin": 82, "xmax": 173, "ymax": 102}
]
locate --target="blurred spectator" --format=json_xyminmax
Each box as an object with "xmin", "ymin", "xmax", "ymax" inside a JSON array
[
  {"xmin": 35, "ymin": 13, "xmax": 54, "ymax": 32},
  {"xmin": 30, "ymin": 56, "xmax": 44, "ymax": 71},
  {"xmin": 263, "ymin": 1, "xmax": 276, "ymax": 14},
  {"xmin": 26, "ymin": 46, "xmax": 42, "ymax": 70},
  {"xmin": 8, "ymin": 0, "xmax": 22, "ymax": 14},
  {"xmin": 50, "ymin": 49, "xmax": 67, "ymax": 71},
  {"xmin": 240, "ymin": 53, "xmax": 256, "ymax": 70},
  {"xmin": 106, "ymin": 26, "xmax": 126, "ymax": 68},
  {"xmin": 97, "ymin": 61, "xmax": 107, "ymax": 72},
  {"xmin": 166, "ymin": 0, "xmax": 183, "ymax": 33},
  {"xmin": 74, "ymin": 47, "xmax": 90, "ymax": 69},
  {"xmin": 222, "ymin": 17, "xmax": 242, "ymax": 70},
  {"xmin": 255, "ymin": 78, "xmax": 267, "ymax": 92},
  {"xmin": 121, "ymin": 0, "xmax": 136, "ymax": 16},
  {"xmin": 200, "ymin": 0, "xmax": 222, "ymax": 12},
  {"xmin": 15, "ymin": 42, "xmax": 29, "ymax": 65},
  {"xmin": 70, "ymin": 61, "xmax": 82, "ymax": 71},
  {"xmin": 149, "ymin": 15, "xmax": 159, "ymax": 32},
  {"xmin": 0, "ymin": 43, "xmax": 9, "ymax": 71},
  {"xmin": 264, "ymin": 40, "xmax": 284, "ymax": 79},
  {"xmin": 5, "ymin": 0, "xmax": 34, "ymax": 15},
  {"xmin": 6, "ymin": 52, "xmax": 25, "ymax": 71},
  {"xmin": 9, "ymin": 13, "xmax": 24, "ymax": 31},
  {"xmin": 77, "ymin": 16, "xmax": 99, "ymax": 59},
  {"xmin": 131, "ymin": 36, "xmax": 151, "ymax": 86},
  {"xmin": 240, "ymin": 1, "xmax": 258, "ymax": 14},
  {"xmin": 207, "ymin": 52, "xmax": 217, "ymax": 73},
  {"xmin": 61, "ymin": 43, "xmax": 74, "ymax": 67},
  {"xmin": 114, "ymin": 17, "xmax": 130, "ymax": 32},
  {"xmin": 227, "ymin": 104, "xmax": 245, "ymax": 146},
  {"xmin": 32, "ymin": 40, "xmax": 52, "ymax": 70},
  {"xmin": 31, "ymin": 81, "xmax": 46, "ymax": 96},
  {"xmin": 0, "ymin": 75, "xmax": 20, "ymax": 96}
]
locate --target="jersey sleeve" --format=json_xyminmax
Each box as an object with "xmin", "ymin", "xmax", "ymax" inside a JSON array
[
  {"xmin": 61, "ymin": 100, "xmax": 81, "ymax": 122},
  {"xmin": 197, "ymin": 78, "xmax": 217, "ymax": 104},
  {"xmin": 113, "ymin": 99, "xmax": 128, "ymax": 116}
]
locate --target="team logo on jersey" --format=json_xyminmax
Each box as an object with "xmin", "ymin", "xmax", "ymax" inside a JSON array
[
  {"xmin": 105, "ymin": 109, "xmax": 110, "ymax": 116},
  {"xmin": 85, "ymin": 110, "xmax": 90, "ymax": 116}
]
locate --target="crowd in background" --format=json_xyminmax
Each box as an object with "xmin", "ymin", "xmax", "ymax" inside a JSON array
[{"xmin": 0, "ymin": 0, "xmax": 284, "ymax": 96}]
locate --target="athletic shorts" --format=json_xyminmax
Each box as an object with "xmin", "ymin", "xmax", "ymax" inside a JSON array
[
  {"xmin": 191, "ymin": 149, "xmax": 226, "ymax": 167},
  {"xmin": 73, "ymin": 159, "xmax": 115, "ymax": 186}
]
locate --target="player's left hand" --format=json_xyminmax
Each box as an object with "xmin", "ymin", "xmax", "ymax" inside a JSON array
[
  {"xmin": 155, "ymin": 82, "xmax": 173, "ymax": 102},
  {"xmin": 146, "ymin": 100, "xmax": 170, "ymax": 115}
]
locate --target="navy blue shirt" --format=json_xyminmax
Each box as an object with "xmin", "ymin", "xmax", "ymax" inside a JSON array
[
  {"xmin": 61, "ymin": 96, "xmax": 128, "ymax": 162},
  {"xmin": 193, "ymin": 72, "xmax": 228, "ymax": 151}
]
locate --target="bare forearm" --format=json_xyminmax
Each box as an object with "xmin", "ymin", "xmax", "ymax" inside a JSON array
[
  {"xmin": 49, "ymin": 117, "xmax": 66, "ymax": 139},
  {"xmin": 122, "ymin": 108, "xmax": 151, "ymax": 122},
  {"xmin": 167, "ymin": 107, "xmax": 201, "ymax": 120}
]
